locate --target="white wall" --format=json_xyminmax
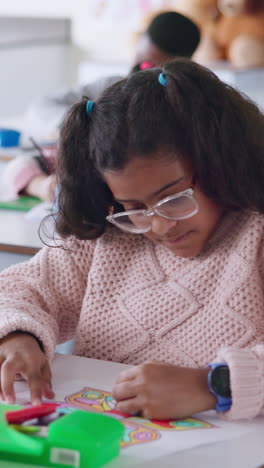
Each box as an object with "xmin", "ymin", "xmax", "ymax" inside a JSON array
[
  {"xmin": 0, "ymin": 16, "xmax": 73, "ymax": 117},
  {"xmin": 0, "ymin": 44, "xmax": 70, "ymax": 117},
  {"xmin": 0, "ymin": 0, "xmax": 183, "ymax": 116},
  {"xmin": 0, "ymin": 0, "xmax": 183, "ymax": 64},
  {"xmin": 0, "ymin": 0, "xmax": 134, "ymax": 64}
]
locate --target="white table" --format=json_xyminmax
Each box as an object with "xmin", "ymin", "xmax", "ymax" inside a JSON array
[
  {"xmin": 0, "ymin": 209, "xmax": 46, "ymax": 271},
  {"xmin": 2, "ymin": 354, "xmax": 264, "ymax": 468},
  {"xmin": 0, "ymin": 209, "xmax": 42, "ymax": 255}
]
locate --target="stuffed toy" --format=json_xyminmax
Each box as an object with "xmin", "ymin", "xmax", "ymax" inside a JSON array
[
  {"xmin": 175, "ymin": 0, "xmax": 223, "ymax": 64},
  {"xmin": 215, "ymin": 0, "xmax": 264, "ymax": 68},
  {"xmin": 175, "ymin": 0, "xmax": 219, "ymax": 28},
  {"xmin": 195, "ymin": 0, "xmax": 264, "ymax": 68}
]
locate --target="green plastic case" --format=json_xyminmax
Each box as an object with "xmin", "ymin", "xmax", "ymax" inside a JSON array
[{"xmin": 0, "ymin": 403, "xmax": 124, "ymax": 468}]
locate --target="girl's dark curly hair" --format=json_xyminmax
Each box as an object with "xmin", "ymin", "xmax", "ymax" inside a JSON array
[{"xmin": 56, "ymin": 58, "xmax": 264, "ymax": 240}]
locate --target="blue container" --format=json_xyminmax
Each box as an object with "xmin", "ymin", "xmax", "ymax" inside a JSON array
[{"xmin": 0, "ymin": 128, "xmax": 21, "ymax": 147}]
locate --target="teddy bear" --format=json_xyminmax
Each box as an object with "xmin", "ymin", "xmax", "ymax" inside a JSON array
[
  {"xmin": 175, "ymin": 0, "xmax": 219, "ymax": 28},
  {"xmin": 175, "ymin": 0, "xmax": 224, "ymax": 64},
  {"xmin": 195, "ymin": 0, "xmax": 264, "ymax": 68}
]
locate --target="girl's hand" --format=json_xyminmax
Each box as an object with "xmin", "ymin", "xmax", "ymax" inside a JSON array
[
  {"xmin": 0, "ymin": 332, "xmax": 54, "ymax": 405},
  {"xmin": 113, "ymin": 362, "xmax": 216, "ymax": 420}
]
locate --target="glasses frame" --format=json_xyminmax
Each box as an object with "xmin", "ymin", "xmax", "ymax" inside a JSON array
[{"xmin": 106, "ymin": 187, "xmax": 199, "ymax": 234}]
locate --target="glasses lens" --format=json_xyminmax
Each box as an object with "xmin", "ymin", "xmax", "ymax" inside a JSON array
[
  {"xmin": 156, "ymin": 194, "xmax": 197, "ymax": 219},
  {"xmin": 109, "ymin": 212, "xmax": 151, "ymax": 233}
]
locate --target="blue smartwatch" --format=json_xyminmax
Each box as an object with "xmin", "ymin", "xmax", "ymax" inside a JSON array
[{"xmin": 208, "ymin": 363, "xmax": 232, "ymax": 412}]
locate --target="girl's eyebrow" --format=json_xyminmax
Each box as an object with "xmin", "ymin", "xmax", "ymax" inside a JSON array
[{"xmin": 116, "ymin": 177, "xmax": 185, "ymax": 203}]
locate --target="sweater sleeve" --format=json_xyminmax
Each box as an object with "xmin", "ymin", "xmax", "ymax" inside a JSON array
[
  {"xmin": 211, "ymin": 215, "xmax": 264, "ymax": 421},
  {"xmin": 214, "ymin": 345, "xmax": 264, "ymax": 420},
  {"xmin": 0, "ymin": 238, "xmax": 95, "ymax": 361}
]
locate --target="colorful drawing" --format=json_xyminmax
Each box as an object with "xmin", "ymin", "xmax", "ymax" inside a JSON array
[
  {"xmin": 63, "ymin": 387, "xmax": 214, "ymax": 448},
  {"xmin": 129, "ymin": 416, "xmax": 212, "ymax": 431},
  {"xmin": 121, "ymin": 420, "xmax": 160, "ymax": 447},
  {"xmin": 65, "ymin": 388, "xmax": 115, "ymax": 412}
]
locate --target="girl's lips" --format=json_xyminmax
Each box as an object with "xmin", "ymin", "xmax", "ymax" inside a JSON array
[{"xmin": 162, "ymin": 231, "xmax": 193, "ymax": 246}]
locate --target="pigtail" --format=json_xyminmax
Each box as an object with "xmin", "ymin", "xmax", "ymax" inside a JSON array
[{"xmin": 56, "ymin": 99, "xmax": 113, "ymax": 240}]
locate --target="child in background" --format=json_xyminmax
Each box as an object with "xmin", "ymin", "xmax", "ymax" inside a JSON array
[
  {"xmin": 2, "ymin": 145, "xmax": 57, "ymax": 203},
  {"xmin": 131, "ymin": 10, "xmax": 200, "ymax": 71},
  {"xmin": 2, "ymin": 11, "xmax": 200, "ymax": 202},
  {"xmin": 1, "ymin": 59, "xmax": 264, "ymax": 421}
]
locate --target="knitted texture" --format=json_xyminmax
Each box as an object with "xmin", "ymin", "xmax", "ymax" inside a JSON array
[{"xmin": 0, "ymin": 210, "xmax": 264, "ymax": 420}]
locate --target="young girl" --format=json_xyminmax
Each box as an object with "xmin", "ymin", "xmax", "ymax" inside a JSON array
[{"xmin": 0, "ymin": 59, "xmax": 264, "ymax": 422}]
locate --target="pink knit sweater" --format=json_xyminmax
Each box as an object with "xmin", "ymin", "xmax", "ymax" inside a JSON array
[{"xmin": 0, "ymin": 210, "xmax": 264, "ymax": 421}]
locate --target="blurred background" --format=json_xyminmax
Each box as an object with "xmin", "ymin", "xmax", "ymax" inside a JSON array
[
  {"xmin": 0, "ymin": 0, "xmax": 263, "ymax": 119},
  {"xmin": 0, "ymin": 0, "xmax": 174, "ymax": 117}
]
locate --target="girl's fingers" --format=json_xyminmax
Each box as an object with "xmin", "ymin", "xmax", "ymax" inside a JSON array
[
  {"xmin": 42, "ymin": 361, "xmax": 52, "ymax": 381},
  {"xmin": 28, "ymin": 360, "xmax": 53, "ymax": 405},
  {"xmin": 112, "ymin": 382, "xmax": 137, "ymax": 401},
  {"xmin": 115, "ymin": 397, "xmax": 141, "ymax": 415},
  {"xmin": 0, "ymin": 356, "xmax": 5, "ymax": 400},
  {"xmin": 0, "ymin": 350, "xmax": 53, "ymax": 405},
  {"xmin": 42, "ymin": 363, "xmax": 55, "ymax": 399},
  {"xmin": 0, "ymin": 359, "xmax": 19, "ymax": 403},
  {"xmin": 43, "ymin": 381, "xmax": 55, "ymax": 399},
  {"xmin": 27, "ymin": 372, "xmax": 44, "ymax": 406},
  {"xmin": 115, "ymin": 366, "xmax": 138, "ymax": 384},
  {"xmin": 0, "ymin": 335, "xmax": 52, "ymax": 405}
]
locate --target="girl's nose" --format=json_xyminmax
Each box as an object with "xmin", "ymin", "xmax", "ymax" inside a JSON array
[{"xmin": 151, "ymin": 215, "xmax": 178, "ymax": 236}]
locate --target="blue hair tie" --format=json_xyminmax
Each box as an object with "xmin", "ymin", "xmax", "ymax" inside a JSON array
[
  {"xmin": 158, "ymin": 72, "xmax": 167, "ymax": 87},
  {"xmin": 86, "ymin": 100, "xmax": 94, "ymax": 114}
]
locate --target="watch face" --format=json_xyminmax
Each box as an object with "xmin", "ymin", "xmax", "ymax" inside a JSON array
[{"xmin": 211, "ymin": 366, "xmax": 231, "ymax": 398}]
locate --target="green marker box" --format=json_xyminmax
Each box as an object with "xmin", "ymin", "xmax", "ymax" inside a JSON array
[{"xmin": 0, "ymin": 404, "xmax": 124, "ymax": 468}]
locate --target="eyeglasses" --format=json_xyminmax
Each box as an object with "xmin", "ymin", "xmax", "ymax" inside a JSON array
[{"xmin": 106, "ymin": 187, "xmax": 199, "ymax": 234}]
